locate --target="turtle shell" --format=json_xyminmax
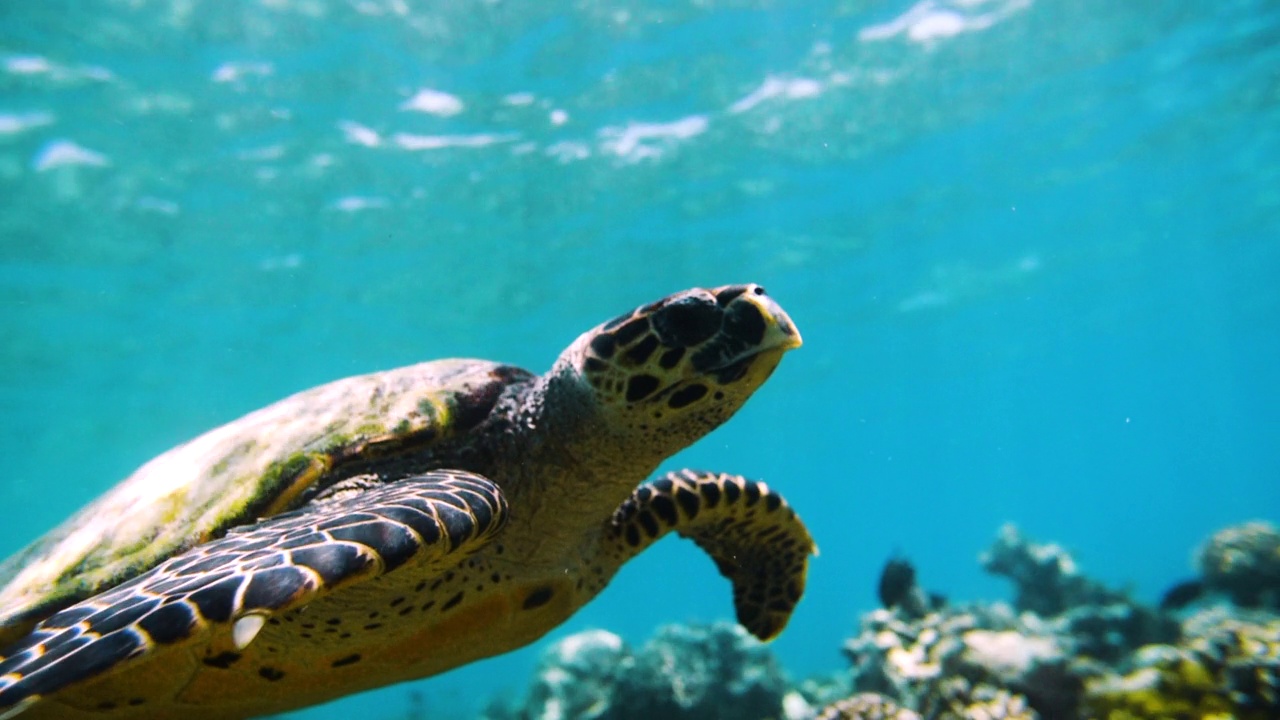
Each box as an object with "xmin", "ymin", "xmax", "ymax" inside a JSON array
[{"xmin": 0, "ymin": 358, "xmax": 530, "ymax": 644}]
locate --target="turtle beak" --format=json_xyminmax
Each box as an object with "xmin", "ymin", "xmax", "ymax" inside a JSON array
[
  {"xmin": 744, "ymin": 288, "xmax": 803, "ymax": 352},
  {"xmin": 708, "ymin": 284, "xmax": 802, "ymax": 360},
  {"xmin": 679, "ymin": 284, "xmax": 801, "ymax": 382}
]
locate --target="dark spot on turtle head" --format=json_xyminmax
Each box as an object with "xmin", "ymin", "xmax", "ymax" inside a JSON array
[
  {"xmin": 722, "ymin": 297, "xmax": 766, "ymax": 347},
  {"xmin": 658, "ymin": 347, "xmax": 685, "ymax": 369},
  {"xmin": 258, "ymin": 666, "xmax": 286, "ymax": 681},
  {"xmin": 640, "ymin": 298, "xmax": 665, "ymax": 313},
  {"xmin": 613, "ymin": 316, "xmax": 650, "ymax": 346},
  {"xmin": 715, "ymin": 285, "xmax": 750, "ymax": 305},
  {"xmin": 441, "ymin": 592, "xmax": 464, "ymax": 612},
  {"xmin": 589, "ymin": 333, "xmax": 616, "ymax": 359},
  {"xmin": 331, "ymin": 653, "xmax": 362, "ymax": 668},
  {"xmin": 522, "ymin": 586, "xmax": 555, "ymax": 610},
  {"xmin": 584, "ymin": 357, "xmax": 607, "ymax": 373},
  {"xmin": 652, "ymin": 295, "xmax": 722, "ymax": 348},
  {"xmin": 626, "ymin": 374, "xmax": 661, "ymax": 402},
  {"xmin": 667, "ymin": 384, "xmax": 708, "ymax": 409},
  {"xmin": 624, "ymin": 335, "xmax": 660, "ymax": 365},
  {"xmin": 690, "ymin": 340, "xmax": 745, "ymax": 376},
  {"xmin": 713, "ymin": 357, "xmax": 753, "ymax": 384},
  {"xmin": 602, "ymin": 311, "xmax": 632, "ymax": 331}
]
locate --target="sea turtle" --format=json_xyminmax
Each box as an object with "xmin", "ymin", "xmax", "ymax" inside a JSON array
[{"xmin": 0, "ymin": 284, "xmax": 814, "ymax": 719}]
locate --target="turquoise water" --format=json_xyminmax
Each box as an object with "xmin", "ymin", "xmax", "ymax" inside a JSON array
[{"xmin": 2, "ymin": 0, "xmax": 1278, "ymax": 717}]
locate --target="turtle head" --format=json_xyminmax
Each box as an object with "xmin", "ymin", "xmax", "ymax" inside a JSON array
[{"xmin": 551, "ymin": 284, "xmax": 802, "ymax": 460}]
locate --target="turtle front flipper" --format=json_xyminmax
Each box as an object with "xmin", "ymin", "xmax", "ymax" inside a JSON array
[
  {"xmin": 604, "ymin": 469, "xmax": 815, "ymax": 641},
  {"xmin": 0, "ymin": 471, "xmax": 507, "ymax": 718}
]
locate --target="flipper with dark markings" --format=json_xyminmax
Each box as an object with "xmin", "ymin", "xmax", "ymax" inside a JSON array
[
  {"xmin": 0, "ymin": 471, "xmax": 507, "ymax": 718},
  {"xmin": 603, "ymin": 469, "xmax": 816, "ymax": 641}
]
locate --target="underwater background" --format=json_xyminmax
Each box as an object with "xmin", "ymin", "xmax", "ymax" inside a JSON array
[{"xmin": 2, "ymin": 0, "xmax": 1278, "ymax": 717}]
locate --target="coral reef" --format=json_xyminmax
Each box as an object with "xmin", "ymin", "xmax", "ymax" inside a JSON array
[
  {"xmin": 980, "ymin": 524, "xmax": 1177, "ymax": 665},
  {"xmin": 815, "ymin": 693, "xmax": 920, "ymax": 720},
  {"xmin": 806, "ymin": 526, "xmax": 1184, "ymax": 719},
  {"xmin": 1159, "ymin": 520, "xmax": 1280, "ymax": 613},
  {"xmin": 487, "ymin": 622, "xmax": 797, "ymax": 720},
  {"xmin": 517, "ymin": 629, "xmax": 629, "ymax": 720},
  {"xmin": 1197, "ymin": 521, "xmax": 1280, "ymax": 610},
  {"xmin": 978, "ymin": 524, "xmax": 1124, "ymax": 616},
  {"xmin": 1083, "ymin": 606, "xmax": 1280, "ymax": 719},
  {"xmin": 825, "ymin": 595, "xmax": 1068, "ymax": 718},
  {"xmin": 476, "ymin": 522, "xmax": 1279, "ymax": 720}
]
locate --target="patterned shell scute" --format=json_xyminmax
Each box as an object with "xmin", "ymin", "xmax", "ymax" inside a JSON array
[{"xmin": 0, "ymin": 358, "xmax": 526, "ymax": 637}]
